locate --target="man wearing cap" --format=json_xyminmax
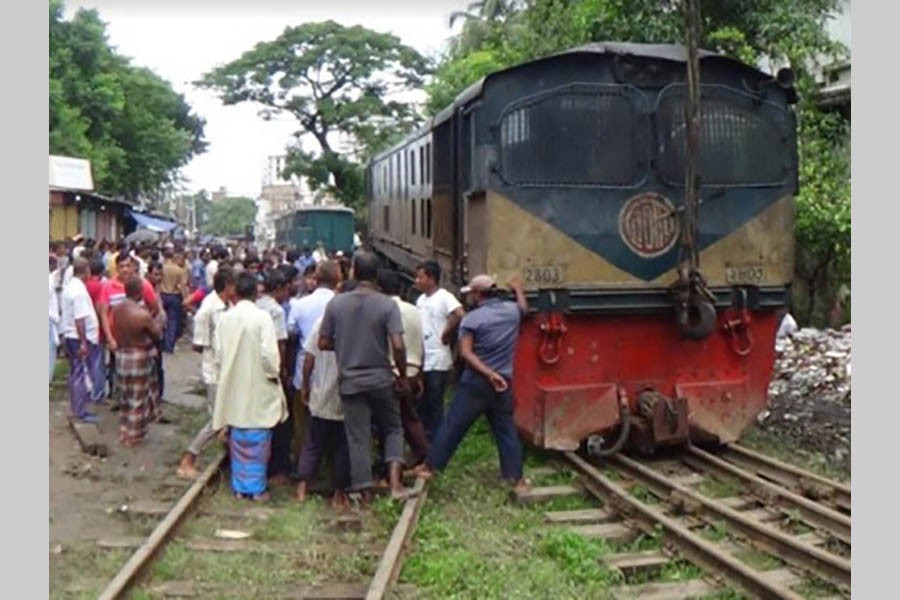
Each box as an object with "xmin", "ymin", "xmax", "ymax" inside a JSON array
[{"xmin": 412, "ymin": 275, "xmax": 531, "ymax": 495}]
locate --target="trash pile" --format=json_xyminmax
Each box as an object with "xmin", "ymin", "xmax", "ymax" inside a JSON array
[{"xmin": 758, "ymin": 325, "xmax": 851, "ymax": 470}]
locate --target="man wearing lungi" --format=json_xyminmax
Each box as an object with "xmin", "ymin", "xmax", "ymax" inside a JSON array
[
  {"xmin": 111, "ymin": 277, "xmax": 163, "ymax": 446},
  {"xmin": 98, "ymin": 253, "xmax": 160, "ymax": 409},
  {"xmin": 213, "ymin": 272, "xmax": 288, "ymax": 502}
]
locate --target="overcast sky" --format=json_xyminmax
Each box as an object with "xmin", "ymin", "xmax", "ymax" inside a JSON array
[{"xmin": 64, "ymin": 0, "xmax": 472, "ymax": 198}]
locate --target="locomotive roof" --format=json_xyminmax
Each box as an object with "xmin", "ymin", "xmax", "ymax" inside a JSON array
[
  {"xmin": 283, "ymin": 205, "xmax": 355, "ymax": 215},
  {"xmin": 370, "ymin": 42, "xmax": 774, "ymax": 164}
]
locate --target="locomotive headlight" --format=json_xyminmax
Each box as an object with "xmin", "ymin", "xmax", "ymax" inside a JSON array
[{"xmin": 775, "ymin": 68, "xmax": 795, "ymax": 90}]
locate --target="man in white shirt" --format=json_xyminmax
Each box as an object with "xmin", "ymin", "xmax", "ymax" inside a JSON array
[
  {"xmin": 50, "ymin": 261, "xmax": 60, "ymax": 385},
  {"xmin": 256, "ymin": 270, "xmax": 293, "ymax": 483},
  {"xmin": 414, "ymin": 260, "xmax": 464, "ymax": 441},
  {"xmin": 205, "ymin": 248, "xmax": 224, "ymax": 290},
  {"xmin": 777, "ymin": 310, "xmax": 798, "ymax": 339},
  {"xmin": 286, "ymin": 260, "xmax": 342, "ymax": 454},
  {"xmin": 295, "ymin": 312, "xmax": 349, "ymax": 507},
  {"xmin": 213, "ymin": 272, "xmax": 289, "ymax": 501},
  {"xmin": 379, "ymin": 269, "xmax": 429, "ymax": 467},
  {"xmin": 176, "ymin": 268, "xmax": 235, "ymax": 479},
  {"xmin": 312, "ymin": 241, "xmax": 327, "ymax": 264},
  {"xmin": 61, "ymin": 258, "xmax": 101, "ymax": 423}
]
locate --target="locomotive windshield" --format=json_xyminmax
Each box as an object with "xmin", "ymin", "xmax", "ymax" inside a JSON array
[
  {"xmin": 498, "ymin": 84, "xmax": 648, "ymax": 187},
  {"xmin": 656, "ymin": 85, "xmax": 794, "ymax": 187},
  {"xmin": 497, "ymin": 82, "xmax": 794, "ymax": 189}
]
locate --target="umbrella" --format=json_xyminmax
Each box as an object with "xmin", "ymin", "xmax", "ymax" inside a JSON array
[{"xmin": 125, "ymin": 228, "xmax": 161, "ymax": 244}]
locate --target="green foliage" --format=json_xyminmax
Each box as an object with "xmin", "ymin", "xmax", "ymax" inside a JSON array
[
  {"xmin": 201, "ymin": 197, "xmax": 256, "ymax": 236},
  {"xmin": 198, "ymin": 21, "xmax": 431, "ymax": 213},
  {"xmin": 49, "ymin": 0, "xmax": 206, "ymax": 201},
  {"xmin": 539, "ymin": 529, "xmax": 621, "ymax": 585}
]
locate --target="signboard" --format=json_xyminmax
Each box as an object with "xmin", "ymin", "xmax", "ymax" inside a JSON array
[{"xmin": 49, "ymin": 155, "xmax": 94, "ymax": 191}]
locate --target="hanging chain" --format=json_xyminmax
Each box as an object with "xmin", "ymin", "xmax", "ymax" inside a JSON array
[{"xmin": 681, "ymin": 0, "xmax": 702, "ymax": 277}]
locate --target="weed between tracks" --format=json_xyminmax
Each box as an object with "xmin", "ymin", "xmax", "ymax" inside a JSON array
[
  {"xmin": 401, "ymin": 419, "xmax": 627, "ymax": 599},
  {"xmin": 740, "ymin": 427, "xmax": 850, "ymax": 482}
]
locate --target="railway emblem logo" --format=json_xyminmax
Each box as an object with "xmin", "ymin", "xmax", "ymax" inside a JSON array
[{"xmin": 618, "ymin": 192, "xmax": 680, "ymax": 258}]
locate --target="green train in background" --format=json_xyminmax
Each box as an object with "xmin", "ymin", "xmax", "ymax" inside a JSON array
[{"xmin": 273, "ymin": 206, "xmax": 356, "ymax": 254}]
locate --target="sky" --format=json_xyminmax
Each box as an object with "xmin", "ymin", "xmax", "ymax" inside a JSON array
[{"xmin": 64, "ymin": 0, "xmax": 472, "ymax": 199}]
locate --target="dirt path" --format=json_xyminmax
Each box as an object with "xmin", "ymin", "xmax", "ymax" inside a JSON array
[{"xmin": 50, "ymin": 341, "xmax": 211, "ymax": 595}]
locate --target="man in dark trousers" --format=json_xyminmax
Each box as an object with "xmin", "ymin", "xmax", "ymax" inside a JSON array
[
  {"xmin": 412, "ymin": 275, "xmax": 531, "ymax": 495},
  {"xmin": 318, "ymin": 251, "xmax": 411, "ymax": 503}
]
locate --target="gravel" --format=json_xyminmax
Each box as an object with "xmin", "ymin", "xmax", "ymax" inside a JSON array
[{"xmin": 757, "ymin": 325, "xmax": 851, "ymax": 471}]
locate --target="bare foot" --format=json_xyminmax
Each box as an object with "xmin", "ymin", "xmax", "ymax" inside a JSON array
[
  {"xmin": 252, "ymin": 491, "xmax": 271, "ymax": 502},
  {"xmin": 513, "ymin": 478, "xmax": 533, "ymax": 496},
  {"xmin": 176, "ymin": 454, "xmax": 200, "ymax": 480},
  {"xmin": 390, "ymin": 487, "xmax": 419, "ymax": 502},
  {"xmin": 330, "ymin": 491, "xmax": 349, "ymax": 511},
  {"xmin": 409, "ymin": 464, "xmax": 434, "ymax": 480},
  {"xmin": 295, "ymin": 481, "xmax": 308, "ymax": 502}
]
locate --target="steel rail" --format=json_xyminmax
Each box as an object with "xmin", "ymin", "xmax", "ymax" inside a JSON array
[
  {"xmin": 723, "ymin": 444, "xmax": 851, "ymax": 514},
  {"xmin": 613, "ymin": 453, "xmax": 851, "ymax": 591},
  {"xmin": 365, "ymin": 477, "xmax": 429, "ymax": 600},
  {"xmin": 98, "ymin": 450, "xmax": 228, "ymax": 600},
  {"xmin": 683, "ymin": 446, "xmax": 851, "ymax": 545},
  {"xmin": 566, "ymin": 451, "xmax": 804, "ymax": 600}
]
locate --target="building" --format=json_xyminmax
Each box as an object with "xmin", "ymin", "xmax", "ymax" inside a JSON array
[
  {"xmin": 49, "ymin": 155, "xmax": 132, "ymax": 241},
  {"xmin": 816, "ymin": 0, "xmax": 850, "ymax": 119},
  {"xmin": 210, "ymin": 186, "xmax": 229, "ymax": 203},
  {"xmin": 49, "ymin": 155, "xmax": 180, "ymax": 242}
]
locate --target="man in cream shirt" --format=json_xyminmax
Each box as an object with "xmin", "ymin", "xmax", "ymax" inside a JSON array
[{"xmin": 213, "ymin": 272, "xmax": 288, "ymax": 501}]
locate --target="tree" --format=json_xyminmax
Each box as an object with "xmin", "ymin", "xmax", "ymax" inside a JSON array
[
  {"xmin": 201, "ymin": 197, "xmax": 257, "ymax": 236},
  {"xmin": 198, "ymin": 21, "xmax": 431, "ymax": 213},
  {"xmin": 49, "ymin": 0, "xmax": 207, "ymax": 201}
]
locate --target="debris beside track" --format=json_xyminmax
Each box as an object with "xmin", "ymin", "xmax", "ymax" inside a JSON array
[{"xmin": 759, "ymin": 325, "xmax": 851, "ymax": 471}]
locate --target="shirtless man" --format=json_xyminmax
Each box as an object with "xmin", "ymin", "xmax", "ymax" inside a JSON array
[
  {"xmin": 98, "ymin": 253, "xmax": 160, "ymax": 407},
  {"xmin": 112, "ymin": 277, "xmax": 163, "ymax": 446}
]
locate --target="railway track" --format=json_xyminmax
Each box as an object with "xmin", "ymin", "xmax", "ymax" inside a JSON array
[
  {"xmin": 96, "ymin": 450, "xmax": 428, "ymax": 600},
  {"xmin": 521, "ymin": 445, "xmax": 851, "ymax": 599}
]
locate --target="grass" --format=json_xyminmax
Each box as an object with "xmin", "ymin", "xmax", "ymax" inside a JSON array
[
  {"xmin": 398, "ymin": 418, "xmax": 627, "ymax": 599},
  {"xmin": 697, "ymin": 477, "xmax": 741, "ymax": 499},
  {"xmin": 733, "ymin": 547, "xmax": 784, "ymax": 571},
  {"xmin": 49, "ymin": 543, "xmax": 131, "ymax": 599},
  {"xmin": 795, "ymin": 576, "xmax": 845, "ymax": 599},
  {"xmin": 740, "ymin": 427, "xmax": 850, "ymax": 482},
  {"xmin": 698, "ymin": 520, "xmax": 730, "ymax": 543}
]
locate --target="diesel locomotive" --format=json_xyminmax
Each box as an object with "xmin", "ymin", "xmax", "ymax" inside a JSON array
[{"xmin": 365, "ymin": 42, "xmax": 797, "ymax": 455}]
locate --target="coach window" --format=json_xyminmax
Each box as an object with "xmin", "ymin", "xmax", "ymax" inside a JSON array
[
  {"xmin": 419, "ymin": 198, "xmax": 425, "ymax": 235},
  {"xmin": 409, "ymin": 149, "xmax": 416, "ymax": 185},
  {"xmin": 419, "ymin": 147, "xmax": 425, "ymax": 186},
  {"xmin": 384, "ymin": 205, "xmax": 390, "ymax": 233},
  {"xmin": 426, "ymin": 198, "xmax": 432, "ymax": 238},
  {"xmin": 426, "ymin": 143, "xmax": 431, "ymax": 184},
  {"xmin": 411, "ymin": 199, "xmax": 417, "ymax": 235}
]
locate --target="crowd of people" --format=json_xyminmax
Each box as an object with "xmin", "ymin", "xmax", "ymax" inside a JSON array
[{"xmin": 50, "ymin": 234, "xmax": 532, "ymax": 507}]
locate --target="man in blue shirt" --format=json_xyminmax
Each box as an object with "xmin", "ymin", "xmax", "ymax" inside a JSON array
[
  {"xmin": 190, "ymin": 249, "xmax": 208, "ymax": 291},
  {"xmin": 411, "ymin": 274, "xmax": 531, "ymax": 495}
]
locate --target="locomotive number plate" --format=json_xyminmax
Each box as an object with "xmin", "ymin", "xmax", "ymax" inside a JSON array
[
  {"xmin": 725, "ymin": 265, "xmax": 765, "ymax": 285},
  {"xmin": 523, "ymin": 265, "xmax": 566, "ymax": 285}
]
